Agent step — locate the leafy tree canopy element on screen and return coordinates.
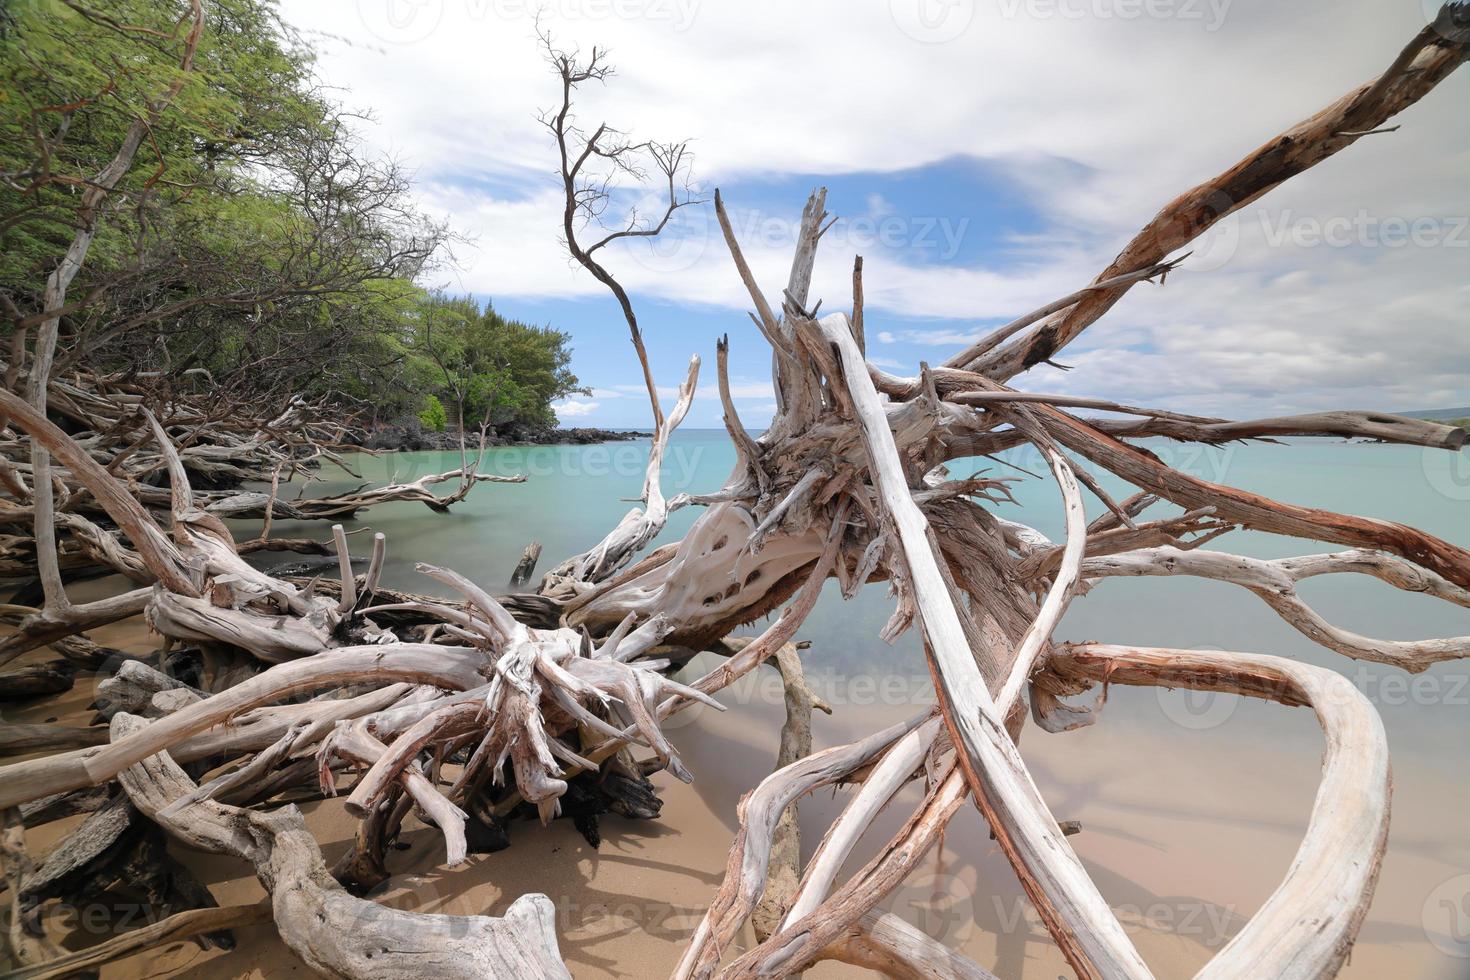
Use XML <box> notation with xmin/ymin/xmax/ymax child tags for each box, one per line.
<box><xmin>396</xmin><ymin>293</ymin><xmax>587</xmax><ymax>432</ymax></box>
<box><xmin>0</xmin><ymin>0</ymin><xmax>583</xmax><ymax>431</ymax></box>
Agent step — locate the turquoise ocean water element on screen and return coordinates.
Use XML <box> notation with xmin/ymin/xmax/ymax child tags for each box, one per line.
<box><xmin>245</xmin><ymin>430</ymin><xmax>1470</xmax><ymax>978</ymax></box>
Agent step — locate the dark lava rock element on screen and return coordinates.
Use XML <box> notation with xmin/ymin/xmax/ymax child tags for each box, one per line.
<box><xmin>358</xmin><ymin>420</ymin><xmax>644</xmax><ymax>452</ymax></box>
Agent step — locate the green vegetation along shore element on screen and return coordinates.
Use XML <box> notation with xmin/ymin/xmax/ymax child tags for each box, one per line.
<box><xmin>0</xmin><ymin>0</ymin><xmax>588</xmax><ymax>439</ymax></box>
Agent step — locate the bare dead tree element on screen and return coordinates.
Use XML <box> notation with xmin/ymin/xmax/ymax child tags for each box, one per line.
<box><xmin>538</xmin><ymin>28</ymin><xmax>700</xmax><ymax>428</ymax></box>
<box><xmin>538</xmin><ymin>31</ymin><xmax>706</xmax><ymax>584</ymax></box>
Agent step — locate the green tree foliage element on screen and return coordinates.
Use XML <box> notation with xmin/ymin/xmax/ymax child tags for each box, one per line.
<box><xmin>0</xmin><ymin>1</ymin><xmax>581</xmax><ymax>430</ymax></box>
<box><xmin>418</xmin><ymin>394</ymin><xmax>447</xmax><ymax>433</ymax></box>
<box><xmin>400</xmin><ymin>293</ymin><xmax>587</xmax><ymax>432</ymax></box>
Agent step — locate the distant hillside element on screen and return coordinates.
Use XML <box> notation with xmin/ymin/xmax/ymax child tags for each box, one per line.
<box><xmin>1405</xmin><ymin>408</ymin><xmax>1470</xmax><ymax>421</ymax></box>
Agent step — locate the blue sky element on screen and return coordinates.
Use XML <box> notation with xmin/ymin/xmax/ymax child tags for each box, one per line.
<box><xmin>284</xmin><ymin>0</ymin><xmax>1470</xmax><ymax>429</ymax></box>
<box><xmin>479</xmin><ymin>158</ymin><xmax>1056</xmax><ymax>427</ymax></box>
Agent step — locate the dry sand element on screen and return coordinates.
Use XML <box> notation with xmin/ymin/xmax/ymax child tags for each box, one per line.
<box><xmin>7</xmin><ymin>600</ymin><xmax>1469</xmax><ymax>978</ymax></box>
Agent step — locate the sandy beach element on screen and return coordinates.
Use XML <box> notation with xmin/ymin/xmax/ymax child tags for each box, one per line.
<box><xmin>13</xmin><ymin>600</ymin><xmax>1467</xmax><ymax>979</ymax></box>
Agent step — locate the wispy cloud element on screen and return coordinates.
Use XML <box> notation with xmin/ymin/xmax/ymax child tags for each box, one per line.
<box><xmin>878</xmin><ymin>329</ymin><xmax>984</xmax><ymax>347</ymax></box>
<box><xmin>282</xmin><ymin>0</ymin><xmax>1470</xmax><ymax>423</ymax></box>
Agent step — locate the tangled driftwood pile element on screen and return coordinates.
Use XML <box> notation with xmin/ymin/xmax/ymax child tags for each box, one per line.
<box><xmin>2</xmin><ymin>4</ymin><xmax>1469</xmax><ymax>979</ymax></box>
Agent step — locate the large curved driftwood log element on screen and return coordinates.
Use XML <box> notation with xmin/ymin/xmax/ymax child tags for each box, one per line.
<box><xmin>727</xmin><ymin>638</ymin><xmax>1393</xmax><ymax>979</ymax></box>
<box><xmin>1044</xmin><ymin>644</ymin><xmax>1391</xmax><ymax>980</ymax></box>
<box><xmin>111</xmin><ymin>713</ymin><xmax>569</xmax><ymax>979</ymax></box>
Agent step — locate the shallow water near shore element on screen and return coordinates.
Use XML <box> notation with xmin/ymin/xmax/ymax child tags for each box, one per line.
<box><xmin>23</xmin><ymin>430</ymin><xmax>1470</xmax><ymax>978</ymax></box>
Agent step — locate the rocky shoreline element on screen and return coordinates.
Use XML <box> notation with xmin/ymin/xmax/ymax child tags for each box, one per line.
<box><xmin>357</xmin><ymin>421</ymin><xmax>646</xmax><ymax>452</ymax></box>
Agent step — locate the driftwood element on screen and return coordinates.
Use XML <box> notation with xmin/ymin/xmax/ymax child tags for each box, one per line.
<box><xmin>0</xmin><ymin>725</ymin><xmax>107</xmax><ymax>757</ymax></box>
<box><xmin>1077</xmin><ymin>546</ymin><xmax>1470</xmax><ymax>670</ymax></box>
<box><xmin>0</xmin><ymin>902</ymin><xmax>271</xmax><ymax>980</ymax></box>
<box><xmin>16</xmin><ymin>793</ymin><xmax>234</xmax><ymax>956</ymax></box>
<box><xmin>0</xmin><ymin>661</ymin><xmax>73</xmax><ymax>701</ymax></box>
<box><xmin>818</xmin><ymin>910</ymin><xmax>999</xmax><ymax>979</ymax></box>
<box><xmin>969</xmin><ymin>3</ymin><xmax>1470</xmax><ymax>381</ymax></box>
<box><xmin>750</xmin><ymin>644</ymin><xmax>831</xmax><ymax>942</ymax></box>
<box><xmin>110</xmin><ymin>712</ymin><xmax>570</xmax><ymax>979</ymax></box>
<box><xmin>0</xmin><ymin>809</ymin><xmax>69</xmax><ymax>971</ymax></box>
<box><xmin>0</xmin><ymin>6</ymin><xmax>1467</xmax><ymax>979</ymax></box>
<box><xmin>1041</xmin><ymin>644</ymin><xmax>1390</xmax><ymax>978</ymax></box>
<box><xmin>510</xmin><ymin>540</ymin><xmax>544</xmax><ymax>588</ymax></box>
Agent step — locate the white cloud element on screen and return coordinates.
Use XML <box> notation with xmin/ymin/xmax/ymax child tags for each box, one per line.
<box><xmin>552</xmin><ymin>398</ymin><xmax>601</xmax><ymax>418</ymax></box>
<box><xmin>283</xmin><ymin>0</ymin><xmax>1470</xmax><ymax>415</ymax></box>
<box><xmin>879</xmin><ymin>328</ymin><xmax>985</xmax><ymax>347</ymax></box>
<box><xmin>865</xmin><ymin>192</ymin><xmax>896</xmax><ymax>218</ymax></box>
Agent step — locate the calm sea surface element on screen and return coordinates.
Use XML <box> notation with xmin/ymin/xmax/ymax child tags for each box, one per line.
<box><xmin>248</xmin><ymin>430</ymin><xmax>1470</xmax><ymax>978</ymax></box>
